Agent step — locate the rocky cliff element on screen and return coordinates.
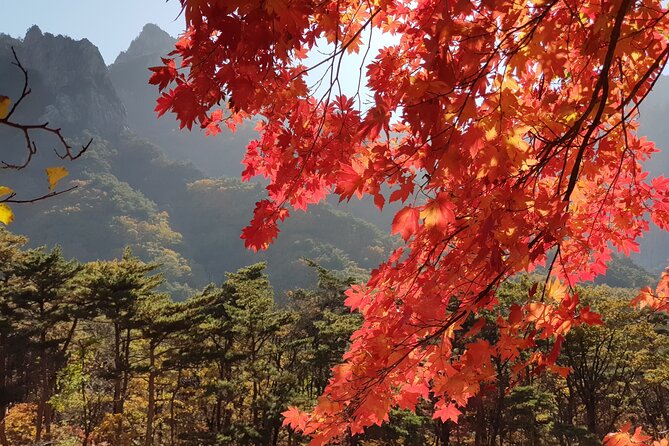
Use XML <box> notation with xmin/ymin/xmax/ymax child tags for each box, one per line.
<box><xmin>0</xmin><ymin>25</ymin><xmax>393</xmax><ymax>295</ymax></box>
<box><xmin>0</xmin><ymin>26</ymin><xmax>127</xmax><ymax>139</ymax></box>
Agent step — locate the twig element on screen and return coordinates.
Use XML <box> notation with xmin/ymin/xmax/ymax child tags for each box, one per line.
<box><xmin>0</xmin><ymin>46</ymin><xmax>92</xmax><ymax>169</ymax></box>
<box><xmin>0</xmin><ymin>186</ymin><xmax>78</xmax><ymax>204</ymax></box>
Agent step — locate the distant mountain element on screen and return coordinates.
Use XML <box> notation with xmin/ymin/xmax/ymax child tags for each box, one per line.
<box><xmin>0</xmin><ymin>26</ymin><xmax>393</xmax><ymax>297</ymax></box>
<box><xmin>0</xmin><ymin>26</ymin><xmax>127</xmax><ymax>139</ymax></box>
<box><xmin>108</xmin><ymin>24</ymin><xmax>254</xmax><ymax>178</ymax></box>
<box><xmin>114</xmin><ymin>23</ymin><xmax>176</xmax><ymax>66</ymax></box>
<box><xmin>632</xmin><ymin>75</ymin><xmax>669</xmax><ymax>273</ymax></box>
<box><xmin>1</xmin><ymin>24</ymin><xmax>665</xmax><ymax>294</ymax></box>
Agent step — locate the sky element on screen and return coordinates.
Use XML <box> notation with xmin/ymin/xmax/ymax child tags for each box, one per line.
<box><xmin>0</xmin><ymin>0</ymin><xmax>185</xmax><ymax>64</ymax></box>
<box><xmin>0</xmin><ymin>0</ymin><xmax>393</xmax><ymax>100</ymax></box>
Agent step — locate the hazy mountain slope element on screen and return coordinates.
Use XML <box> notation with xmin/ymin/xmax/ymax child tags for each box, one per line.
<box><xmin>0</xmin><ymin>26</ymin><xmax>394</xmax><ymax>295</ymax></box>
<box><xmin>170</xmin><ymin>178</ymin><xmax>392</xmax><ymax>290</ymax></box>
<box><xmin>1</xmin><ymin>26</ymin><xmax>127</xmax><ymax>138</ymax></box>
<box><xmin>108</xmin><ymin>24</ymin><xmax>255</xmax><ymax>177</ymax></box>
<box><xmin>632</xmin><ymin>75</ymin><xmax>669</xmax><ymax>273</ymax></box>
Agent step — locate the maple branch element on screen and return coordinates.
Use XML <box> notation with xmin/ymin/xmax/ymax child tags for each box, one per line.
<box><xmin>353</xmin><ymin>7</ymin><xmax>375</xmax><ymax>107</ymax></box>
<box><xmin>0</xmin><ymin>47</ymin><xmax>86</xmax><ymax>207</ymax></box>
<box><xmin>541</xmin><ymin>245</ymin><xmax>561</xmax><ymax>302</ymax></box>
<box><xmin>562</xmin><ymin>0</ymin><xmax>632</xmax><ymax>203</ymax></box>
<box><xmin>291</xmin><ymin>8</ymin><xmax>381</xmax><ymax>81</ymax></box>
<box><xmin>579</xmin><ymin>65</ymin><xmax>633</xmax><ymax>260</ymax></box>
<box><xmin>5</xmin><ymin>47</ymin><xmax>30</xmax><ymax>120</ymax></box>
<box><xmin>619</xmin><ymin>45</ymin><xmax>669</xmax><ymax>115</ymax></box>
<box><xmin>525</xmin><ymin>3</ymin><xmax>665</xmax><ymax>199</ymax></box>
<box><xmin>338</xmin><ymin>267</ymin><xmax>509</xmax><ymax>420</ymax></box>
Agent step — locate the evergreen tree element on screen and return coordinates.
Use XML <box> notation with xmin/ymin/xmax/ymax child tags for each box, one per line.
<box><xmin>80</xmin><ymin>248</ymin><xmax>162</xmax><ymax>445</ymax></box>
<box><xmin>0</xmin><ymin>230</ymin><xmax>28</xmax><ymax>446</ymax></box>
<box><xmin>134</xmin><ymin>292</ymin><xmax>189</xmax><ymax>446</ymax></box>
<box><xmin>3</xmin><ymin>246</ymin><xmax>81</xmax><ymax>442</ymax></box>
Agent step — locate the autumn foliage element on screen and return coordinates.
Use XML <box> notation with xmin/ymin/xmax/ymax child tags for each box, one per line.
<box><xmin>152</xmin><ymin>0</ymin><xmax>669</xmax><ymax>443</ymax></box>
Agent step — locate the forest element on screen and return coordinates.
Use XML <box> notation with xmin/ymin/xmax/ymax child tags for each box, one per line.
<box><xmin>3</xmin><ymin>0</ymin><xmax>669</xmax><ymax>444</ymax></box>
<box><xmin>0</xmin><ymin>228</ymin><xmax>668</xmax><ymax>446</ymax></box>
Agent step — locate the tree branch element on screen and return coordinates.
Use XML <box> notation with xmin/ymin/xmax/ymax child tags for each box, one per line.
<box><xmin>0</xmin><ymin>46</ymin><xmax>92</xmax><ymax>170</ymax></box>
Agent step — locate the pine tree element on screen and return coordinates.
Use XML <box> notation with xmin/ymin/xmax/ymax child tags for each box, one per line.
<box><xmin>80</xmin><ymin>248</ymin><xmax>162</xmax><ymax>446</ymax></box>
<box><xmin>134</xmin><ymin>292</ymin><xmax>188</xmax><ymax>446</ymax></box>
<box><xmin>0</xmin><ymin>230</ymin><xmax>28</xmax><ymax>446</ymax></box>
<box><xmin>3</xmin><ymin>246</ymin><xmax>81</xmax><ymax>441</ymax></box>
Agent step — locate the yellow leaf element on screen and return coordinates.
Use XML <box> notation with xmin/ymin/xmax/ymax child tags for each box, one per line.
<box><xmin>46</xmin><ymin>166</ymin><xmax>69</xmax><ymax>191</ymax></box>
<box><xmin>0</xmin><ymin>186</ymin><xmax>13</xmax><ymax>198</ymax></box>
<box><xmin>420</xmin><ymin>193</ymin><xmax>455</xmax><ymax>230</ymax></box>
<box><xmin>420</xmin><ymin>206</ymin><xmax>440</xmax><ymax>228</ymax></box>
<box><xmin>0</xmin><ymin>203</ymin><xmax>14</xmax><ymax>225</ymax></box>
<box><xmin>0</xmin><ymin>95</ymin><xmax>10</xmax><ymax>120</ymax></box>
<box><xmin>563</xmin><ymin>109</ymin><xmax>579</xmax><ymax>123</ymax></box>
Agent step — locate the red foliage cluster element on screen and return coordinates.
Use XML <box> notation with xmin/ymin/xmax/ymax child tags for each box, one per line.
<box><xmin>151</xmin><ymin>0</ymin><xmax>669</xmax><ymax>443</ymax></box>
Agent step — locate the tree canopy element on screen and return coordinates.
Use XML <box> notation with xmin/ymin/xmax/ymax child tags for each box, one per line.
<box><xmin>151</xmin><ymin>0</ymin><xmax>669</xmax><ymax>444</ymax></box>
<box><xmin>1</xmin><ymin>227</ymin><xmax>668</xmax><ymax>445</ymax></box>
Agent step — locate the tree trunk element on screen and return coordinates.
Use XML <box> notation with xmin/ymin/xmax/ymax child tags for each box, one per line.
<box><xmin>348</xmin><ymin>430</ymin><xmax>359</xmax><ymax>446</ymax></box>
<box><xmin>489</xmin><ymin>366</ymin><xmax>506</xmax><ymax>446</ymax></box>
<box><xmin>145</xmin><ymin>342</ymin><xmax>156</xmax><ymax>446</ymax></box>
<box><xmin>271</xmin><ymin>423</ymin><xmax>280</xmax><ymax>446</ymax></box>
<box><xmin>0</xmin><ymin>404</ymin><xmax>8</xmax><ymax>446</ymax></box>
<box><xmin>215</xmin><ymin>396</ymin><xmax>222</xmax><ymax>432</ymax></box>
<box><xmin>585</xmin><ymin>398</ymin><xmax>597</xmax><ymax>435</ymax></box>
<box><xmin>169</xmin><ymin>368</ymin><xmax>181</xmax><ymax>446</ymax></box>
<box><xmin>113</xmin><ymin>323</ymin><xmax>124</xmax><ymax>446</ymax></box>
<box><xmin>0</xmin><ymin>336</ymin><xmax>8</xmax><ymax>446</ymax></box>
<box><xmin>44</xmin><ymin>401</ymin><xmax>52</xmax><ymax>438</ymax></box>
<box><xmin>436</xmin><ymin>421</ymin><xmax>451</xmax><ymax>446</ymax></box>
<box><xmin>474</xmin><ymin>396</ymin><xmax>487</xmax><ymax>446</ymax></box>
<box><xmin>35</xmin><ymin>331</ymin><xmax>48</xmax><ymax>442</ymax></box>
<box><xmin>656</xmin><ymin>385</ymin><xmax>669</xmax><ymax>430</ymax></box>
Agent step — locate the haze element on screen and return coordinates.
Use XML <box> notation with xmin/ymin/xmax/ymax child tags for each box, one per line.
<box><xmin>1</xmin><ymin>0</ymin><xmax>184</xmax><ymax>64</ymax></box>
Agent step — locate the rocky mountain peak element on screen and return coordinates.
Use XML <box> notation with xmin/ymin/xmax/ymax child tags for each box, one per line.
<box><xmin>23</xmin><ymin>25</ymin><xmax>43</xmax><ymax>44</ymax></box>
<box><xmin>0</xmin><ymin>26</ymin><xmax>128</xmax><ymax>138</ymax></box>
<box><xmin>113</xmin><ymin>23</ymin><xmax>175</xmax><ymax>66</ymax></box>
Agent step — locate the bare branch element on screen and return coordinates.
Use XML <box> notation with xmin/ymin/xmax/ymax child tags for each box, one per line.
<box><xmin>0</xmin><ymin>47</ymin><xmax>89</xmax><ymax>206</ymax></box>
<box><xmin>0</xmin><ymin>186</ymin><xmax>78</xmax><ymax>204</ymax></box>
<box><xmin>0</xmin><ymin>46</ymin><xmax>92</xmax><ymax>170</ymax></box>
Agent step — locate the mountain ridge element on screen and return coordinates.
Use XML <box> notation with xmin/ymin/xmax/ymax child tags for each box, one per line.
<box><xmin>0</xmin><ymin>23</ymin><xmax>663</xmax><ymax>293</ymax></box>
<box><xmin>0</xmin><ymin>25</ymin><xmax>393</xmax><ymax>296</ymax></box>
<box><xmin>1</xmin><ymin>25</ymin><xmax>128</xmax><ymax>139</ymax></box>
<box><xmin>113</xmin><ymin>23</ymin><xmax>176</xmax><ymax>66</ymax></box>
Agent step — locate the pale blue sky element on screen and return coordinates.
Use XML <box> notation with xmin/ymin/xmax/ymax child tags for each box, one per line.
<box><xmin>0</xmin><ymin>1</ymin><xmax>396</xmax><ymax>104</ymax></box>
<box><xmin>0</xmin><ymin>0</ymin><xmax>184</xmax><ymax>64</ymax></box>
